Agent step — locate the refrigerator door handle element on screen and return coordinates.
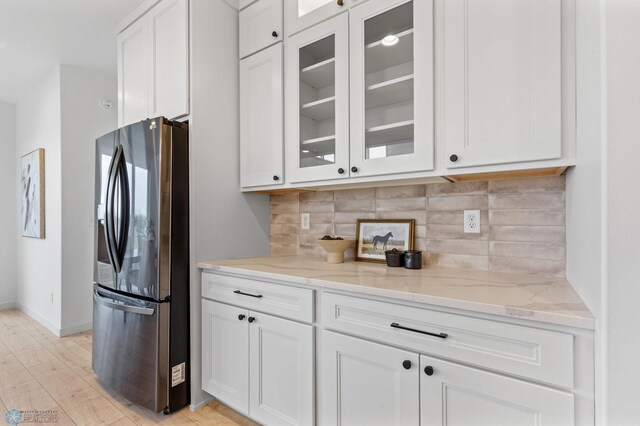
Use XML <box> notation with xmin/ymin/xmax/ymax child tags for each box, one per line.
<box><xmin>104</xmin><ymin>145</ymin><xmax>122</xmax><ymax>273</ymax></box>
<box><xmin>115</xmin><ymin>148</ymin><xmax>130</xmax><ymax>270</ymax></box>
<box><xmin>93</xmin><ymin>289</ymin><xmax>155</xmax><ymax>316</ymax></box>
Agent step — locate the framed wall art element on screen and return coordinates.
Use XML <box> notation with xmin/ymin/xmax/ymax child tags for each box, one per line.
<box><xmin>21</xmin><ymin>148</ymin><xmax>45</xmax><ymax>238</ymax></box>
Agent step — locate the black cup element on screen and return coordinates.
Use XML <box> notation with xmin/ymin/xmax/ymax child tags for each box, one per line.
<box><xmin>385</xmin><ymin>249</ymin><xmax>405</xmax><ymax>267</ymax></box>
<box><xmin>404</xmin><ymin>250</ymin><xmax>423</xmax><ymax>270</ymax></box>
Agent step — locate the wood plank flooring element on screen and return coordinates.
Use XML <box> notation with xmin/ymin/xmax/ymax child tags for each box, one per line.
<box><xmin>0</xmin><ymin>309</ymin><xmax>259</xmax><ymax>425</ymax></box>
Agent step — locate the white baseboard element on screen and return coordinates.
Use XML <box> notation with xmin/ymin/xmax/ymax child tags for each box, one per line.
<box><xmin>60</xmin><ymin>321</ymin><xmax>92</xmax><ymax>337</ymax></box>
<box><xmin>17</xmin><ymin>303</ymin><xmax>62</xmax><ymax>336</ymax></box>
<box><xmin>0</xmin><ymin>301</ymin><xmax>16</xmax><ymax>311</ymax></box>
<box><xmin>190</xmin><ymin>394</ymin><xmax>214</xmax><ymax>411</ymax></box>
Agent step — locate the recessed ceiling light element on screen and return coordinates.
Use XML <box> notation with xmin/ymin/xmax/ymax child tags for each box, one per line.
<box><xmin>302</xmin><ymin>150</ymin><xmax>310</xmax><ymax>153</ymax></box>
<box><xmin>381</xmin><ymin>34</ymin><xmax>399</xmax><ymax>47</ymax></box>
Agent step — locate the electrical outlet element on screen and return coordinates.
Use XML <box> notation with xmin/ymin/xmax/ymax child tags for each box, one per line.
<box><xmin>301</xmin><ymin>213</ymin><xmax>310</xmax><ymax>230</ymax></box>
<box><xmin>464</xmin><ymin>210</ymin><xmax>480</xmax><ymax>234</ymax></box>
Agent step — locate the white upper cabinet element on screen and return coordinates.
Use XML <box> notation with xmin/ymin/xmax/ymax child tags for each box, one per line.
<box><xmin>117</xmin><ymin>19</ymin><xmax>149</xmax><ymax>128</ymax></box>
<box><xmin>286</xmin><ymin>0</ymin><xmax>348</xmax><ymax>36</ymax></box>
<box><xmin>239</xmin><ymin>0</ymin><xmax>283</xmax><ymax>59</ymax></box>
<box><xmin>240</xmin><ymin>44</ymin><xmax>284</xmax><ymax>188</ymax></box>
<box><xmin>285</xmin><ymin>13</ymin><xmax>350</xmax><ymax>183</ymax></box>
<box><xmin>420</xmin><ymin>355</ymin><xmax>575</xmax><ymax>426</ymax></box>
<box><xmin>148</xmin><ymin>0</ymin><xmax>189</xmax><ymax>121</ymax></box>
<box><xmin>441</xmin><ymin>0</ymin><xmax>562</xmax><ymax>169</ymax></box>
<box><xmin>117</xmin><ymin>0</ymin><xmax>189</xmax><ymax>127</ymax></box>
<box><xmin>349</xmin><ymin>0</ymin><xmax>434</xmax><ymax>178</ymax></box>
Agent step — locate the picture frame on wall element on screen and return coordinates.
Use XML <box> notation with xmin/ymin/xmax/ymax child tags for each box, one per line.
<box><xmin>355</xmin><ymin>219</ymin><xmax>415</xmax><ymax>263</ymax></box>
<box><xmin>21</xmin><ymin>148</ymin><xmax>45</xmax><ymax>239</ymax></box>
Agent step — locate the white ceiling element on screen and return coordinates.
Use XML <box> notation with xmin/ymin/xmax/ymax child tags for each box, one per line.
<box><xmin>0</xmin><ymin>0</ymin><xmax>146</xmax><ymax>103</ymax></box>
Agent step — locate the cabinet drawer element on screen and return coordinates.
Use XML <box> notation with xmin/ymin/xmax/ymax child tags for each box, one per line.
<box><xmin>202</xmin><ymin>272</ymin><xmax>313</xmax><ymax>323</ymax></box>
<box><xmin>239</xmin><ymin>0</ymin><xmax>283</xmax><ymax>59</ymax></box>
<box><xmin>321</xmin><ymin>292</ymin><xmax>574</xmax><ymax>388</ymax></box>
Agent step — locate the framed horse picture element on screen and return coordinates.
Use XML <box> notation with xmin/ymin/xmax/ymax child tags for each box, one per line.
<box><xmin>355</xmin><ymin>219</ymin><xmax>415</xmax><ymax>263</ymax></box>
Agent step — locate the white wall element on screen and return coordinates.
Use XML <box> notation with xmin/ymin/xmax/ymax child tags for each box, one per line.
<box><xmin>0</xmin><ymin>102</ymin><xmax>17</xmax><ymax>309</ymax></box>
<box><xmin>15</xmin><ymin>66</ymin><xmax>63</xmax><ymax>332</ymax></box>
<box><xmin>605</xmin><ymin>1</ymin><xmax>640</xmax><ymax>424</ymax></box>
<box><xmin>60</xmin><ymin>65</ymin><xmax>117</xmax><ymax>333</ymax></box>
<box><xmin>188</xmin><ymin>0</ymin><xmax>270</xmax><ymax>409</ymax></box>
<box><xmin>14</xmin><ymin>65</ymin><xmax>117</xmax><ymax>335</ymax></box>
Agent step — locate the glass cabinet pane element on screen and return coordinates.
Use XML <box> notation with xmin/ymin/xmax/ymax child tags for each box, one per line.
<box><xmin>299</xmin><ymin>35</ymin><xmax>337</xmax><ymax>168</ymax></box>
<box><xmin>298</xmin><ymin>0</ymin><xmax>335</xmax><ymax>18</ymax></box>
<box><xmin>363</xmin><ymin>1</ymin><xmax>414</xmax><ymax>160</ymax></box>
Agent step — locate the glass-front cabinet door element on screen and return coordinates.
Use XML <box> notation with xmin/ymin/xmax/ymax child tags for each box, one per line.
<box><xmin>285</xmin><ymin>13</ymin><xmax>350</xmax><ymax>183</ymax></box>
<box><xmin>286</xmin><ymin>0</ymin><xmax>348</xmax><ymax>36</ymax></box>
<box><xmin>349</xmin><ymin>0</ymin><xmax>434</xmax><ymax>177</ymax></box>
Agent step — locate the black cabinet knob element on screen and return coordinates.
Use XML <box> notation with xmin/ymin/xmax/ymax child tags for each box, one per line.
<box><xmin>272</xmin><ymin>31</ymin><xmax>278</xmax><ymax>38</ymax></box>
<box><xmin>238</xmin><ymin>314</ymin><xmax>246</xmax><ymax>321</ymax></box>
<box><xmin>338</xmin><ymin>168</ymin><xmax>345</xmax><ymax>174</ymax></box>
<box><xmin>351</xmin><ymin>166</ymin><xmax>358</xmax><ymax>173</ymax></box>
<box><xmin>273</xmin><ymin>175</ymin><xmax>279</xmax><ymax>181</ymax></box>
<box><xmin>337</xmin><ymin>0</ymin><xmax>344</xmax><ymax>5</ymax></box>
<box><xmin>424</xmin><ymin>366</ymin><xmax>434</xmax><ymax>376</ymax></box>
<box><xmin>449</xmin><ymin>154</ymin><xmax>459</xmax><ymax>163</ymax></box>
<box><xmin>402</xmin><ymin>360</ymin><xmax>412</xmax><ymax>370</ymax></box>
<box><xmin>248</xmin><ymin>316</ymin><xmax>256</xmax><ymax>323</ymax></box>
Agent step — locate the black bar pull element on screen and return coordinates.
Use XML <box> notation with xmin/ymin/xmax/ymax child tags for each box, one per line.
<box><xmin>390</xmin><ymin>322</ymin><xmax>448</xmax><ymax>339</ymax></box>
<box><xmin>234</xmin><ymin>290</ymin><xmax>263</xmax><ymax>299</ymax></box>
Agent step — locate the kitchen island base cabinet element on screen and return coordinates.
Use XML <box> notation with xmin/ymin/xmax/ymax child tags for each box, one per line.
<box><xmin>420</xmin><ymin>355</ymin><xmax>575</xmax><ymax>426</ymax></box>
<box><xmin>322</xmin><ymin>331</ymin><xmax>420</xmax><ymax>426</ymax></box>
<box><xmin>202</xmin><ymin>299</ymin><xmax>314</xmax><ymax>426</ymax></box>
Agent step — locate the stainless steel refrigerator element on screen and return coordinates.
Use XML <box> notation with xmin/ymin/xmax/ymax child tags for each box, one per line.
<box><xmin>92</xmin><ymin>117</ymin><xmax>190</xmax><ymax>414</ymax></box>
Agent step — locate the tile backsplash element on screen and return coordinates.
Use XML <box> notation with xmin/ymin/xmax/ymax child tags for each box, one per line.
<box><xmin>270</xmin><ymin>176</ymin><xmax>566</xmax><ymax>277</ymax></box>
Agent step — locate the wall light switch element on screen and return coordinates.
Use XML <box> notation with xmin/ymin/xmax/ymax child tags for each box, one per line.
<box><xmin>301</xmin><ymin>213</ymin><xmax>310</xmax><ymax>230</ymax></box>
<box><xmin>464</xmin><ymin>210</ymin><xmax>481</xmax><ymax>234</ymax></box>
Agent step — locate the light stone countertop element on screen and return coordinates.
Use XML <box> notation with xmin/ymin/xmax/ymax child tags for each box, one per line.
<box><xmin>198</xmin><ymin>256</ymin><xmax>595</xmax><ymax>330</ymax></box>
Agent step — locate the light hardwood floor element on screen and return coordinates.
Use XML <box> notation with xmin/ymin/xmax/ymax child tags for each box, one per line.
<box><xmin>0</xmin><ymin>309</ymin><xmax>259</xmax><ymax>426</ymax></box>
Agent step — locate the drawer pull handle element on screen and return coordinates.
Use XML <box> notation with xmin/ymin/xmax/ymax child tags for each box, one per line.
<box><xmin>390</xmin><ymin>322</ymin><xmax>448</xmax><ymax>339</ymax></box>
<box><xmin>234</xmin><ymin>290</ymin><xmax>263</xmax><ymax>298</ymax></box>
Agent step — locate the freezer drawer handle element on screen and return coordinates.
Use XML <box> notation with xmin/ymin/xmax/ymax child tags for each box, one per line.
<box><xmin>94</xmin><ymin>290</ymin><xmax>155</xmax><ymax>316</ymax></box>
<box><xmin>233</xmin><ymin>290</ymin><xmax>263</xmax><ymax>299</ymax></box>
<box><xmin>390</xmin><ymin>322</ymin><xmax>448</xmax><ymax>339</ymax></box>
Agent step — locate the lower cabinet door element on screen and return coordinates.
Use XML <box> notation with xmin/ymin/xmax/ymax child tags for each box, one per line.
<box><xmin>202</xmin><ymin>300</ymin><xmax>249</xmax><ymax>413</ymax></box>
<box><xmin>249</xmin><ymin>312</ymin><xmax>314</xmax><ymax>426</ymax></box>
<box><xmin>323</xmin><ymin>331</ymin><xmax>420</xmax><ymax>426</ymax></box>
<box><xmin>420</xmin><ymin>355</ymin><xmax>574</xmax><ymax>426</ymax></box>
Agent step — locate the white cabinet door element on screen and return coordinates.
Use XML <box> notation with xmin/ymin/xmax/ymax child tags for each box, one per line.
<box><xmin>441</xmin><ymin>0</ymin><xmax>562</xmax><ymax>169</ymax></box>
<box><xmin>117</xmin><ymin>18</ymin><xmax>149</xmax><ymax>127</ymax></box>
<box><xmin>349</xmin><ymin>0</ymin><xmax>434</xmax><ymax>177</ymax></box>
<box><xmin>249</xmin><ymin>312</ymin><xmax>314</xmax><ymax>426</ymax></box>
<box><xmin>240</xmin><ymin>44</ymin><xmax>284</xmax><ymax>188</ymax></box>
<box><xmin>285</xmin><ymin>0</ymin><xmax>348</xmax><ymax>36</ymax></box>
<box><xmin>323</xmin><ymin>331</ymin><xmax>419</xmax><ymax>426</ymax></box>
<box><xmin>202</xmin><ymin>300</ymin><xmax>249</xmax><ymax>413</ymax></box>
<box><xmin>239</xmin><ymin>0</ymin><xmax>283</xmax><ymax>59</ymax></box>
<box><xmin>285</xmin><ymin>13</ymin><xmax>350</xmax><ymax>183</ymax></box>
<box><xmin>148</xmin><ymin>0</ymin><xmax>189</xmax><ymax>120</ymax></box>
<box><xmin>420</xmin><ymin>355</ymin><xmax>574</xmax><ymax>426</ymax></box>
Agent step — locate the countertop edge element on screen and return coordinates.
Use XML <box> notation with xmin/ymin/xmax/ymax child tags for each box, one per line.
<box><xmin>197</xmin><ymin>262</ymin><xmax>596</xmax><ymax>331</ymax></box>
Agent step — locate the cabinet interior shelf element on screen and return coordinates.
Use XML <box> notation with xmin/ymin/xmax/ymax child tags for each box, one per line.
<box><xmin>301</xmin><ymin>96</ymin><xmax>335</xmax><ymax>121</ymax></box>
<box><xmin>301</xmin><ymin>135</ymin><xmax>335</xmax><ymax>156</ymax></box>
<box><xmin>301</xmin><ymin>57</ymin><xmax>335</xmax><ymax>89</ymax></box>
<box><xmin>365</xmin><ymin>29</ymin><xmax>414</xmax><ymax>75</ymax></box>
<box><xmin>366</xmin><ymin>74</ymin><xmax>414</xmax><ymax>109</ymax></box>
<box><xmin>366</xmin><ymin>120</ymin><xmax>414</xmax><ymax>147</ymax></box>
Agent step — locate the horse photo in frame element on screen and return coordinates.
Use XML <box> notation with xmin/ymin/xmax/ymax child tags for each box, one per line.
<box><xmin>355</xmin><ymin>219</ymin><xmax>415</xmax><ymax>263</ymax></box>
